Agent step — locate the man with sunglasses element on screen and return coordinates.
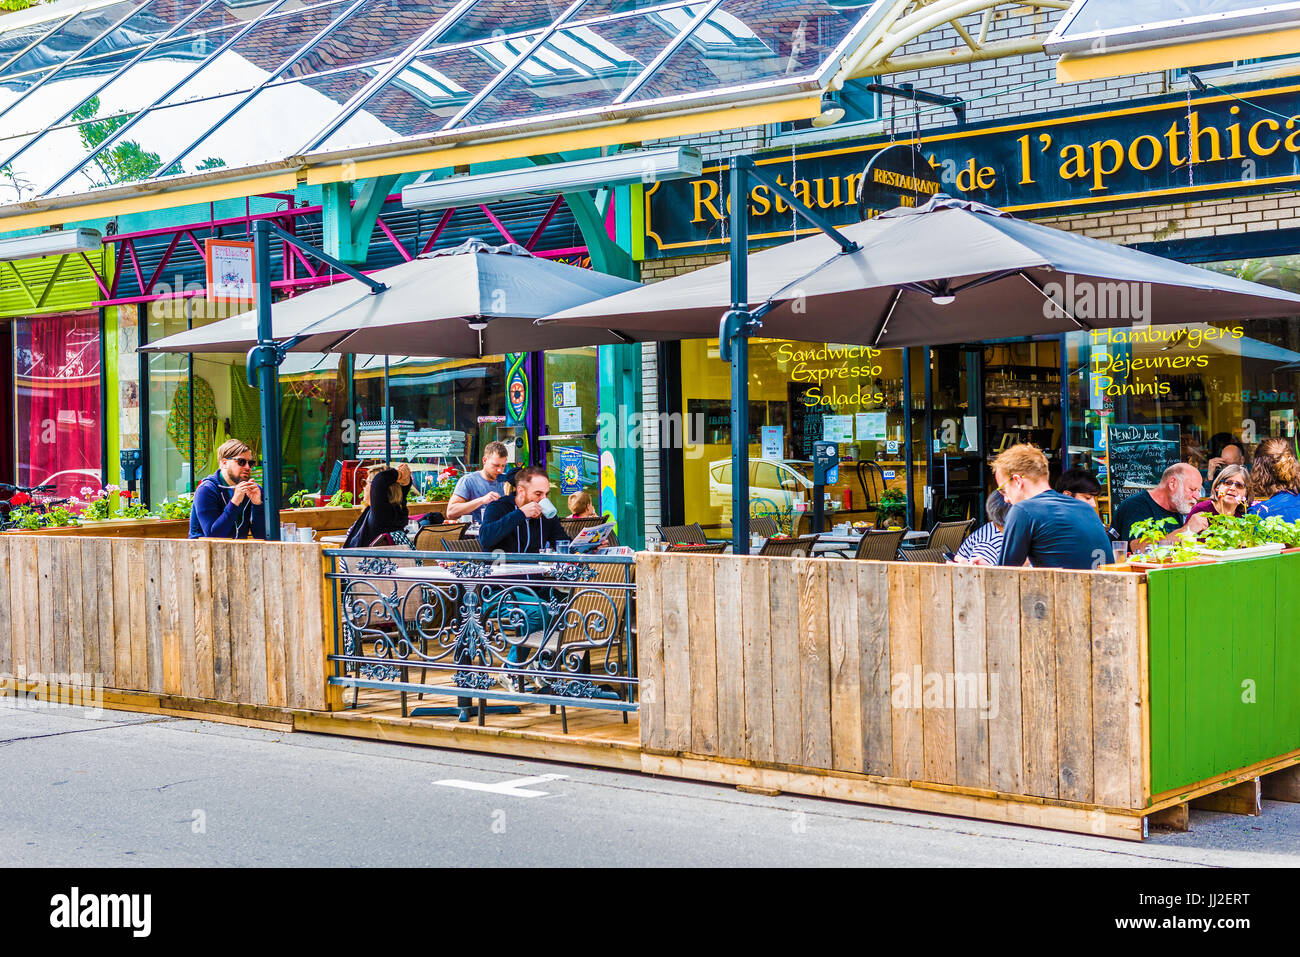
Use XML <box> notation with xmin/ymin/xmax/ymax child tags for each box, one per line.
<box><xmin>189</xmin><ymin>439</ymin><xmax>265</xmax><ymax>539</ymax></box>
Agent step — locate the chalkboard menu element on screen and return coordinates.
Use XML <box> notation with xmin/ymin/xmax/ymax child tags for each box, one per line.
<box><xmin>1106</xmin><ymin>423</ymin><xmax>1180</xmax><ymax>506</ymax></box>
<box><xmin>789</xmin><ymin>384</ymin><xmax>825</xmax><ymax>459</ymax></box>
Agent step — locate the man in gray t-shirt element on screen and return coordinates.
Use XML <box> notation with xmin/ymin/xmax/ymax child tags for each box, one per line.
<box><xmin>447</xmin><ymin>441</ymin><xmax>509</xmax><ymax>523</ymax></box>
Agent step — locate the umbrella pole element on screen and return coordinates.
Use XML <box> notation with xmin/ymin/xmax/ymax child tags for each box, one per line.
<box><xmin>251</xmin><ymin>218</ymin><xmax>283</xmax><ymax>541</ymax></box>
<box><xmin>723</xmin><ymin>158</ymin><xmax>753</xmax><ymax>556</ymax></box>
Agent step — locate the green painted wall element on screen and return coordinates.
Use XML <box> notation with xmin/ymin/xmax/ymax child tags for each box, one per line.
<box><xmin>1147</xmin><ymin>553</ymin><xmax>1300</xmax><ymax>796</ymax></box>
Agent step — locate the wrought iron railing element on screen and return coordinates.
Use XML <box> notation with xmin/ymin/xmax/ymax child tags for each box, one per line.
<box><xmin>325</xmin><ymin>549</ymin><xmax>636</xmax><ymax>732</ymax></box>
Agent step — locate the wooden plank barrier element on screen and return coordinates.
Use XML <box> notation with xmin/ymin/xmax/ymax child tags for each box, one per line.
<box><xmin>637</xmin><ymin>554</ymin><xmax>1150</xmax><ymax>838</ymax></box>
<box><xmin>0</xmin><ymin>535</ymin><xmax>339</xmax><ymax>716</ymax></box>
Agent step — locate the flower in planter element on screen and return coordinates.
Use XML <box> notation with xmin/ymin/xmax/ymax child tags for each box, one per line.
<box><xmin>8</xmin><ymin>491</ymin><xmax>30</xmax><ymax>507</ymax></box>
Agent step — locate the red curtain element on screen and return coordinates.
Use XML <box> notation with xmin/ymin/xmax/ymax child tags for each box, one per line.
<box><xmin>14</xmin><ymin>312</ymin><xmax>102</xmax><ymax>491</ymax></box>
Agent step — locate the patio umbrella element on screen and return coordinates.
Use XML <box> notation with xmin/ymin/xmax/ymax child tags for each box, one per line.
<box><xmin>141</xmin><ymin>239</ymin><xmax>640</xmax><ymax>357</ymax></box>
<box><xmin>540</xmin><ymin>195</ymin><xmax>1300</xmax><ymax>347</ymax></box>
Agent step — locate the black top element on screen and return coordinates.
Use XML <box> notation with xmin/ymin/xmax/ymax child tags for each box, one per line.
<box><xmin>998</xmin><ymin>490</ymin><xmax>1113</xmax><ymax>571</ymax></box>
<box><xmin>343</xmin><ymin>469</ymin><xmax>409</xmax><ymax>548</ymax></box>
<box><xmin>477</xmin><ymin>495</ymin><xmax>569</xmax><ymax>553</ymax></box>
<box><xmin>1112</xmin><ymin>490</ymin><xmax>1181</xmax><ymax>543</ymax></box>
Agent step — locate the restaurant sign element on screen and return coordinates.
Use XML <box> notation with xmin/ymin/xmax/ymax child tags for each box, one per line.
<box><xmin>642</xmin><ymin>81</ymin><xmax>1300</xmax><ymax>259</ymax></box>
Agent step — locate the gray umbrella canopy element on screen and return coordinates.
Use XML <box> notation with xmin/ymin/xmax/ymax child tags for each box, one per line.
<box><xmin>541</xmin><ymin>195</ymin><xmax>1300</xmax><ymax>347</ymax></box>
<box><xmin>141</xmin><ymin>239</ymin><xmax>640</xmax><ymax>357</ymax></box>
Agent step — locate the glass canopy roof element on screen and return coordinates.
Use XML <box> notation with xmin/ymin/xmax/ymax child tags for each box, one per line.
<box><xmin>1046</xmin><ymin>0</ymin><xmax>1300</xmax><ymax>54</ymax></box>
<box><xmin>0</xmin><ymin>0</ymin><xmax>881</xmax><ymax>212</ymax></box>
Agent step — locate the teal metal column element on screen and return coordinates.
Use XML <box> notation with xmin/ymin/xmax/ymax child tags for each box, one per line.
<box><xmin>598</xmin><ymin>342</ymin><xmax>643</xmax><ymax>549</ymax></box>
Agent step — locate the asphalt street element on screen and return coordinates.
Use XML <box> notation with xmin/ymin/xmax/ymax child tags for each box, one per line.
<box><xmin>3</xmin><ymin>700</ymin><xmax>1299</xmax><ymax>867</ymax></box>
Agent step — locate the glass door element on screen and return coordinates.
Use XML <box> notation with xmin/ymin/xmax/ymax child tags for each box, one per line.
<box><xmin>540</xmin><ymin>347</ymin><xmax>600</xmax><ymax>519</ymax></box>
<box><xmin>913</xmin><ymin>346</ymin><xmax>985</xmax><ymax>528</ymax></box>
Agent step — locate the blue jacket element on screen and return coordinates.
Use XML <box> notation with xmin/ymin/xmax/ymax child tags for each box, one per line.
<box><xmin>1249</xmin><ymin>491</ymin><xmax>1300</xmax><ymax>523</ymax></box>
<box><xmin>189</xmin><ymin>470</ymin><xmax>265</xmax><ymax>539</ymax></box>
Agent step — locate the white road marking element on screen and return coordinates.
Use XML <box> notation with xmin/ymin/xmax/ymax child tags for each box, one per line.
<box><xmin>433</xmin><ymin>773</ymin><xmax>568</xmax><ymax>797</ymax></box>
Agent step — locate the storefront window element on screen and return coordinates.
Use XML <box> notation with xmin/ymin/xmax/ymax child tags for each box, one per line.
<box><xmin>1066</xmin><ymin>254</ymin><xmax>1300</xmax><ymax>524</ymax></box>
<box><xmin>680</xmin><ymin>338</ymin><xmax>907</xmax><ymax>533</ymax></box>
<box><xmin>351</xmin><ymin>355</ymin><xmax>507</xmax><ymax>495</ymax></box>
<box><xmin>13</xmin><ymin>311</ymin><xmax>103</xmax><ymax>496</ymax></box>
<box><xmin>543</xmin><ymin>347</ymin><xmax>599</xmax><ymax>515</ymax></box>
<box><xmin>146</xmin><ymin>298</ymin><xmax>349</xmax><ymax>503</ymax></box>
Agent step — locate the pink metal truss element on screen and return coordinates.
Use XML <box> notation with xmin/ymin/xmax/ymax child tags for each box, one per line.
<box><xmin>89</xmin><ymin>194</ymin><xmax>589</xmax><ymax>307</ymax></box>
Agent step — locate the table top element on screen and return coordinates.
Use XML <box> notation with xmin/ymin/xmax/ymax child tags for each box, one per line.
<box><xmin>390</xmin><ymin>563</ymin><xmax>553</xmax><ymax>580</ymax></box>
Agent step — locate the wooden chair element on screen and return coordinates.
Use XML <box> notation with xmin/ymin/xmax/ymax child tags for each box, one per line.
<box><xmin>749</xmin><ymin>516</ymin><xmax>779</xmax><ymax>539</ymax></box>
<box><xmin>664</xmin><ymin>542</ymin><xmax>727</xmax><ymax>554</ymax></box>
<box><xmin>657</xmin><ymin>523</ymin><xmax>706</xmax><ymax>545</ymax></box>
<box><xmin>852</xmin><ymin>528</ymin><xmax>905</xmax><ymax>561</ymax></box>
<box><xmin>758</xmin><ymin>535</ymin><xmax>820</xmax><ymax>557</ymax></box>
<box><xmin>561</xmin><ymin>516</ymin><xmax>604</xmax><ymax>539</ymax></box>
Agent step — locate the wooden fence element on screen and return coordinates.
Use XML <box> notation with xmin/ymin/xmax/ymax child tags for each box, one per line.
<box><xmin>637</xmin><ymin>554</ymin><xmax>1148</xmax><ymax>812</ymax></box>
<box><xmin>0</xmin><ymin>536</ymin><xmax>338</xmax><ymax>714</ymax></box>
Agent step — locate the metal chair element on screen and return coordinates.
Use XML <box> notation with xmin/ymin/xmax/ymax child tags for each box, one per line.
<box><xmin>657</xmin><ymin>523</ymin><xmax>706</xmax><ymax>545</ymax></box>
<box><xmin>758</xmin><ymin>535</ymin><xmax>820</xmax><ymax>557</ymax></box>
<box><xmin>749</xmin><ymin>516</ymin><xmax>779</xmax><ymax>538</ymax></box>
<box><xmin>928</xmin><ymin>519</ymin><xmax>975</xmax><ymax>553</ymax></box>
<box><xmin>852</xmin><ymin>527</ymin><xmax>905</xmax><ymax>561</ymax></box>
<box><xmin>663</xmin><ymin>542</ymin><xmax>727</xmax><ymax>554</ymax></box>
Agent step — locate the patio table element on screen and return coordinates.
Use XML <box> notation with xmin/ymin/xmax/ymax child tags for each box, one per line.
<box><xmin>394</xmin><ymin>560</ymin><xmax>557</xmax><ymax>721</ymax></box>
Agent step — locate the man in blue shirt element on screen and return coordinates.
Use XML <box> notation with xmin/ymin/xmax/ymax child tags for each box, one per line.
<box><xmin>993</xmin><ymin>444</ymin><xmax>1111</xmax><ymax>571</ymax></box>
<box><xmin>189</xmin><ymin>439</ymin><xmax>264</xmax><ymax>539</ymax></box>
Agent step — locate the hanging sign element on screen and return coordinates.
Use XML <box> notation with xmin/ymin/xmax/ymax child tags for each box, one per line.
<box><xmin>856</xmin><ymin>144</ymin><xmax>941</xmax><ymax>218</ymax></box>
<box><xmin>205</xmin><ymin>239</ymin><xmax>256</xmax><ymax>303</ymax></box>
<box><xmin>505</xmin><ymin>353</ymin><xmax>529</xmax><ymax>425</ymax></box>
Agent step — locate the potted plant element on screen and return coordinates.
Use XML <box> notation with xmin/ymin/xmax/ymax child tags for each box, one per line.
<box><xmin>1126</xmin><ymin>517</ymin><xmax>1215</xmax><ymax>570</ymax></box>
<box><xmin>155</xmin><ymin>494</ymin><xmax>193</xmax><ymax>522</ymax></box>
<box><xmin>1194</xmin><ymin>513</ymin><xmax>1285</xmax><ymax>562</ymax></box>
<box><xmin>327</xmin><ymin>490</ymin><xmax>353</xmax><ymax>508</ymax></box>
<box><xmin>875</xmin><ymin>488</ymin><xmax>906</xmax><ymax>529</ymax></box>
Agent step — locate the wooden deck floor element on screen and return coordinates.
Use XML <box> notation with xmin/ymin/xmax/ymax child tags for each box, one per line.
<box><xmin>293</xmin><ymin>684</ymin><xmax>642</xmax><ymax>771</ymax></box>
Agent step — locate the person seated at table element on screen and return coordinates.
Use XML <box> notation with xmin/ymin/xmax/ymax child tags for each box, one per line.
<box><xmin>567</xmin><ymin>489</ymin><xmax>599</xmax><ymax>520</ymax></box>
<box><xmin>446</xmin><ymin>441</ymin><xmax>509</xmax><ymax>523</ymax></box>
<box><xmin>1247</xmin><ymin>437</ymin><xmax>1300</xmax><ymax>522</ymax></box>
<box><xmin>190</xmin><ymin>439</ymin><xmax>264</xmax><ymax>539</ymax></box>
<box><xmin>951</xmin><ymin>490</ymin><xmax>1009</xmax><ymax>565</ymax></box>
<box><xmin>1056</xmin><ymin>466</ymin><xmax>1103</xmax><ymax>512</ymax></box>
<box><xmin>993</xmin><ymin>444</ymin><xmax>1111</xmax><ymax>570</ymax></box>
<box><xmin>343</xmin><ymin>464</ymin><xmax>412</xmax><ymax>548</ymax></box>
<box><xmin>1206</xmin><ymin>433</ymin><xmax>1247</xmax><ymax>484</ymax></box>
<box><xmin>1112</xmin><ymin>463</ymin><xmax>1208</xmax><ymax>549</ymax></box>
<box><xmin>1186</xmin><ymin>463</ymin><xmax>1249</xmax><ymax>523</ymax></box>
<box><xmin>478</xmin><ymin>466</ymin><xmax>570</xmax><ymax>553</ymax></box>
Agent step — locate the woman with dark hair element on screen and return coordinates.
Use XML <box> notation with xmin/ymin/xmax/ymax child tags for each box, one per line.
<box><xmin>1187</xmin><ymin>463</ymin><xmax>1249</xmax><ymax>521</ymax></box>
<box><xmin>343</xmin><ymin>463</ymin><xmax>413</xmax><ymax>547</ymax></box>
<box><xmin>1247</xmin><ymin>438</ymin><xmax>1300</xmax><ymax>522</ymax></box>
<box><xmin>1055</xmin><ymin>466</ymin><xmax>1104</xmax><ymax>512</ymax></box>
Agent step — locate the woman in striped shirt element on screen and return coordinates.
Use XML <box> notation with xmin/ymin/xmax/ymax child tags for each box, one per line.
<box><xmin>953</xmin><ymin>490</ymin><xmax>1010</xmax><ymax>565</ymax></box>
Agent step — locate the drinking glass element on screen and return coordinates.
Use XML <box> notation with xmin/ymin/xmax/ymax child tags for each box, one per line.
<box><xmin>1111</xmin><ymin>541</ymin><xmax>1128</xmax><ymax>565</ymax></box>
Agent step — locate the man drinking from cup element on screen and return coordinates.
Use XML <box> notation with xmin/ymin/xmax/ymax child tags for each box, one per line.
<box><xmin>477</xmin><ymin>465</ymin><xmax>569</xmax><ymax>553</ymax></box>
